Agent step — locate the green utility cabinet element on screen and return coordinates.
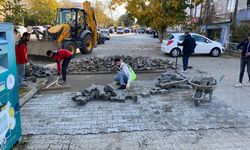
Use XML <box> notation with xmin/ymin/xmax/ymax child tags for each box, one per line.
<box><xmin>0</xmin><ymin>23</ymin><xmax>22</xmax><ymax>150</ymax></box>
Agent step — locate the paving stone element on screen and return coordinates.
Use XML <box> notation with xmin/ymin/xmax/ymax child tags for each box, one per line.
<box><xmin>159</xmin><ymin>89</ymin><xmax>169</xmax><ymax>95</ymax></box>
<box><xmin>163</xmin><ymin>104</ymin><xmax>173</xmax><ymax>112</ymax></box>
<box><xmin>150</xmin><ymin>90</ymin><xmax>160</xmax><ymax>95</ymax></box>
<box><xmin>125</xmin><ymin>95</ymin><xmax>133</xmax><ymax>100</ymax></box>
<box><xmin>102</xmin><ymin>93</ymin><xmax>111</xmax><ymax>101</ymax></box>
<box><xmin>154</xmin><ymin>110</ymin><xmax>160</xmax><ymax>114</ymax></box>
<box><xmin>110</xmin><ymin>96</ymin><xmax>126</xmax><ymax>103</ymax></box>
<box><xmin>140</xmin><ymin>92</ymin><xmax>150</xmax><ymax>98</ymax></box>
<box><xmin>74</xmin><ymin>96</ymin><xmax>89</xmax><ymax>106</ymax></box>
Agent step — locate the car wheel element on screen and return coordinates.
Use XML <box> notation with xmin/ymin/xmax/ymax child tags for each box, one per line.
<box><xmin>210</xmin><ymin>48</ymin><xmax>221</xmax><ymax>57</ymax></box>
<box><xmin>170</xmin><ymin>48</ymin><xmax>181</xmax><ymax>57</ymax></box>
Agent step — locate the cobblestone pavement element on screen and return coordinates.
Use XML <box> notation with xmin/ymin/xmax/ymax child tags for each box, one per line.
<box><xmin>19</xmin><ymin>34</ymin><xmax>250</xmax><ymax>149</ymax></box>
<box><xmin>20</xmin><ymin>81</ymin><xmax>250</xmax><ymax>149</ymax></box>
<box><xmin>21</xmin><ymin>87</ymin><xmax>250</xmax><ymax>136</ymax></box>
<box><xmin>21</xmin><ymin>128</ymin><xmax>250</xmax><ymax>150</ymax></box>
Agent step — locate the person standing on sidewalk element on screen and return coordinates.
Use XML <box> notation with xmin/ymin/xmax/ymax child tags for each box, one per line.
<box><xmin>46</xmin><ymin>49</ymin><xmax>73</xmax><ymax>85</ymax></box>
<box><xmin>178</xmin><ymin>32</ymin><xmax>196</xmax><ymax>73</ymax></box>
<box><xmin>15</xmin><ymin>32</ymin><xmax>30</xmax><ymax>87</ymax></box>
<box><xmin>234</xmin><ymin>33</ymin><xmax>250</xmax><ymax>88</ymax></box>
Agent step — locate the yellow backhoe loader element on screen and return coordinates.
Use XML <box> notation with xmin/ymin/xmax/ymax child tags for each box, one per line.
<box><xmin>28</xmin><ymin>1</ymin><xmax>97</xmax><ymax>56</ymax></box>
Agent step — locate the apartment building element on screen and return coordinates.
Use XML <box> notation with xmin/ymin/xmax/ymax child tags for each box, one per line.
<box><xmin>237</xmin><ymin>0</ymin><xmax>250</xmax><ymax>23</ymax></box>
<box><xmin>199</xmin><ymin>0</ymin><xmax>234</xmax><ymax>45</ymax></box>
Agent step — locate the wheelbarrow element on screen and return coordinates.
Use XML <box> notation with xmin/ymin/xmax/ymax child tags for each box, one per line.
<box><xmin>188</xmin><ymin>75</ymin><xmax>224</xmax><ymax>106</ymax></box>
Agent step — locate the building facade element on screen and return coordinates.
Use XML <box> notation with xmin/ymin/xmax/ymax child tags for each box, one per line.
<box><xmin>189</xmin><ymin>0</ymin><xmax>249</xmax><ymax>45</ymax></box>
<box><xmin>200</xmin><ymin>0</ymin><xmax>233</xmax><ymax>46</ymax></box>
<box><xmin>237</xmin><ymin>0</ymin><xmax>250</xmax><ymax>23</ymax></box>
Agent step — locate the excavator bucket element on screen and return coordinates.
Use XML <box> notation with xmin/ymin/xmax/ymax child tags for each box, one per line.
<box><xmin>28</xmin><ymin>40</ymin><xmax>61</xmax><ymax>57</ymax></box>
<box><xmin>28</xmin><ymin>24</ymin><xmax>71</xmax><ymax>57</ymax></box>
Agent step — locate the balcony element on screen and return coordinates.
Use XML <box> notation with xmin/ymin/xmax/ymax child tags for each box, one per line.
<box><xmin>212</xmin><ymin>13</ymin><xmax>232</xmax><ymax>24</ymax></box>
<box><xmin>237</xmin><ymin>8</ymin><xmax>250</xmax><ymax>22</ymax></box>
<box><xmin>201</xmin><ymin>13</ymin><xmax>232</xmax><ymax>24</ymax></box>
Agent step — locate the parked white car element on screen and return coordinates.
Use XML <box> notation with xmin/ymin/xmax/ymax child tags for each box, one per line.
<box><xmin>15</xmin><ymin>26</ymin><xmax>27</xmax><ymax>36</ymax></box>
<box><xmin>161</xmin><ymin>33</ymin><xmax>225</xmax><ymax>57</ymax></box>
<box><xmin>32</xmin><ymin>26</ymin><xmax>46</xmax><ymax>33</ymax></box>
<box><xmin>101</xmin><ymin>29</ymin><xmax>110</xmax><ymax>40</ymax></box>
<box><xmin>117</xmin><ymin>27</ymin><xmax>124</xmax><ymax>34</ymax></box>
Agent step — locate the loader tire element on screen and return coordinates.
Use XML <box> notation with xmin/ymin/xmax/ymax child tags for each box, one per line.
<box><xmin>81</xmin><ymin>34</ymin><xmax>93</xmax><ymax>54</ymax></box>
<box><xmin>62</xmin><ymin>41</ymin><xmax>77</xmax><ymax>56</ymax></box>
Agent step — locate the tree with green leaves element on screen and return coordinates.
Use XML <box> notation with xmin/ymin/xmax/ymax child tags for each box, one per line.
<box><xmin>118</xmin><ymin>13</ymin><xmax>135</xmax><ymax>27</ymax></box>
<box><xmin>94</xmin><ymin>0</ymin><xmax>114</xmax><ymax>27</ymax></box>
<box><xmin>25</xmin><ymin>0</ymin><xmax>58</xmax><ymax>25</ymax></box>
<box><xmin>0</xmin><ymin>0</ymin><xmax>25</xmax><ymax>25</ymax></box>
<box><xmin>111</xmin><ymin>0</ymin><xmax>202</xmax><ymax>39</ymax></box>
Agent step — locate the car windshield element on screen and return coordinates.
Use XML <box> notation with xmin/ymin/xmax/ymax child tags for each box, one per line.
<box><xmin>57</xmin><ymin>9</ymin><xmax>76</xmax><ymax>24</ymax></box>
<box><xmin>165</xmin><ymin>34</ymin><xmax>174</xmax><ymax>40</ymax></box>
<box><xmin>101</xmin><ymin>30</ymin><xmax>108</xmax><ymax>33</ymax></box>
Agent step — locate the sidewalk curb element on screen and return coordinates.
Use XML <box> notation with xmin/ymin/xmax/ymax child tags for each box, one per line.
<box><xmin>20</xmin><ymin>87</ymin><xmax>38</xmax><ymax>107</ymax></box>
<box><xmin>68</xmin><ymin>69</ymin><xmax>168</xmax><ymax>75</ymax></box>
<box><xmin>19</xmin><ymin>78</ymin><xmax>48</xmax><ymax>107</ymax></box>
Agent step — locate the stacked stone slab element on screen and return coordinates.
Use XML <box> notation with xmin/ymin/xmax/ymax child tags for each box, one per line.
<box><xmin>138</xmin><ymin>73</ymin><xmax>189</xmax><ymax>98</ymax></box>
<box><xmin>156</xmin><ymin>73</ymin><xmax>187</xmax><ymax>89</ymax></box>
<box><xmin>68</xmin><ymin>56</ymin><xmax>171</xmax><ymax>73</ymax></box>
<box><xmin>72</xmin><ymin>84</ymin><xmax>137</xmax><ymax>105</ymax></box>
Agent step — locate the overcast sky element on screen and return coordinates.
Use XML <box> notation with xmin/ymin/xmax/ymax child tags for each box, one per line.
<box><xmin>69</xmin><ymin>0</ymin><xmax>126</xmax><ymax>19</ymax></box>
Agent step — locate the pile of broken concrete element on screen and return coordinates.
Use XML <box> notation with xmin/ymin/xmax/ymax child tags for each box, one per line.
<box><xmin>156</xmin><ymin>73</ymin><xmax>188</xmax><ymax>89</ymax></box>
<box><xmin>138</xmin><ymin>73</ymin><xmax>189</xmax><ymax>98</ymax></box>
<box><xmin>68</xmin><ymin>56</ymin><xmax>171</xmax><ymax>73</ymax></box>
<box><xmin>191</xmin><ymin>77</ymin><xmax>217</xmax><ymax>86</ymax></box>
<box><xmin>72</xmin><ymin>84</ymin><xmax>137</xmax><ymax>106</ymax></box>
<box><xmin>25</xmin><ymin>62</ymin><xmax>55</xmax><ymax>82</ymax></box>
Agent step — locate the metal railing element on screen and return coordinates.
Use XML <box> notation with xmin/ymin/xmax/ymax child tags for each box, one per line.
<box><xmin>226</xmin><ymin>42</ymin><xmax>239</xmax><ymax>52</ymax></box>
<box><xmin>213</xmin><ymin>13</ymin><xmax>232</xmax><ymax>23</ymax></box>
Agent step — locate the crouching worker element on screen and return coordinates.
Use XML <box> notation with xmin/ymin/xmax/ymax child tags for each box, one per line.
<box><xmin>46</xmin><ymin>49</ymin><xmax>73</xmax><ymax>84</ymax></box>
<box><xmin>114</xmin><ymin>58</ymin><xmax>136</xmax><ymax>90</ymax></box>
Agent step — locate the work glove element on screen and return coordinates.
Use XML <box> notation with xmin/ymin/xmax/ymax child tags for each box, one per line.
<box><xmin>126</xmin><ymin>84</ymin><xmax>131</xmax><ymax>91</ymax></box>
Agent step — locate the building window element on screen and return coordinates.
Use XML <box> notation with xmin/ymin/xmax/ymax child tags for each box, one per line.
<box><xmin>227</xmin><ymin>0</ymin><xmax>236</xmax><ymax>12</ymax></box>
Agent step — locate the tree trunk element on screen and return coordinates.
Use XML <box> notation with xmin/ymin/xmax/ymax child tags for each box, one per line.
<box><xmin>231</xmin><ymin>0</ymin><xmax>238</xmax><ymax>41</ymax></box>
<box><xmin>159</xmin><ymin>27</ymin><xmax>167</xmax><ymax>43</ymax></box>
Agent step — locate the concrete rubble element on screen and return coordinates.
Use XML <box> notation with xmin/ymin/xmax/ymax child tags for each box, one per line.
<box><xmin>191</xmin><ymin>76</ymin><xmax>217</xmax><ymax>86</ymax></box>
<box><xmin>68</xmin><ymin>56</ymin><xmax>171</xmax><ymax>72</ymax></box>
<box><xmin>156</xmin><ymin>73</ymin><xmax>187</xmax><ymax>89</ymax></box>
<box><xmin>25</xmin><ymin>62</ymin><xmax>54</xmax><ymax>81</ymax></box>
<box><xmin>190</xmin><ymin>76</ymin><xmax>217</xmax><ymax>99</ymax></box>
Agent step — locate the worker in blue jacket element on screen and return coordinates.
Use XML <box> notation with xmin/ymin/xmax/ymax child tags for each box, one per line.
<box><xmin>234</xmin><ymin>32</ymin><xmax>250</xmax><ymax>88</ymax></box>
<box><xmin>178</xmin><ymin>32</ymin><xmax>196</xmax><ymax>73</ymax></box>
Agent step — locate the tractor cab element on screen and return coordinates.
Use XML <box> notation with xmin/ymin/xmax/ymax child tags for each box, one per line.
<box><xmin>56</xmin><ymin>8</ymin><xmax>87</xmax><ymax>37</ymax></box>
